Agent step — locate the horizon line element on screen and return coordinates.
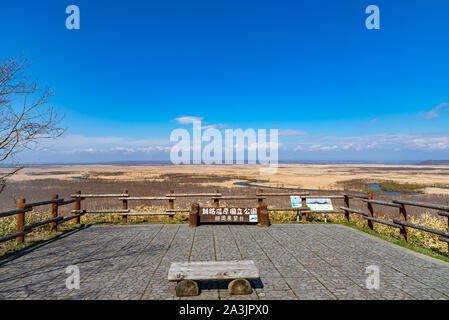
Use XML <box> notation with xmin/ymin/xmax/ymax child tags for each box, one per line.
<box><xmin>2</xmin><ymin>159</ymin><xmax>448</xmax><ymax>167</ymax></box>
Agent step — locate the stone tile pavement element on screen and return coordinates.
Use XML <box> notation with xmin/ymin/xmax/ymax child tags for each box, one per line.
<box><xmin>1</xmin><ymin>224</ymin><xmax>448</xmax><ymax>300</ymax></box>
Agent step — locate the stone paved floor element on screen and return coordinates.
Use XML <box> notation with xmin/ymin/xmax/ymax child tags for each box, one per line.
<box><xmin>1</xmin><ymin>224</ymin><xmax>449</xmax><ymax>300</ymax></box>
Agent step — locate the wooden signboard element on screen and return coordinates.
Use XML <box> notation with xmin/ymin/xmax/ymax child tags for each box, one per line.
<box><xmin>199</xmin><ymin>207</ymin><xmax>259</xmax><ymax>223</ymax></box>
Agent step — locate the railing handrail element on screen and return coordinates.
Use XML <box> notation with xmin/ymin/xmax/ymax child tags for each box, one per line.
<box><xmin>0</xmin><ymin>196</ymin><xmax>82</xmax><ymax>217</ymax></box>
<box><xmin>24</xmin><ymin>198</ymin><xmax>64</xmax><ymax>208</ymax></box>
<box><xmin>71</xmin><ymin>193</ymin><xmax>128</xmax><ymax>198</ymax></box>
<box><xmin>0</xmin><ymin>195</ymin><xmax>85</xmax><ymax>244</ymax></box>
<box><xmin>392</xmin><ymin>199</ymin><xmax>449</xmax><ymax>211</ymax></box>
<box><xmin>341</xmin><ymin>192</ymin><xmax>370</xmax><ymax>199</ymax></box>
<box><xmin>361</xmin><ymin>199</ymin><xmax>401</xmax><ymax>208</ymax></box>
<box><xmin>0</xmin><ymin>208</ymin><xmax>32</xmax><ymax>219</ymax></box>
<box><xmin>1</xmin><ymin>189</ymin><xmax>448</xmax><ymax>257</ymax></box>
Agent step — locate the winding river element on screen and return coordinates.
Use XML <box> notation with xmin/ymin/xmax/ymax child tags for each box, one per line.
<box><xmin>234</xmin><ymin>181</ymin><xmax>404</xmax><ymax>196</ymax></box>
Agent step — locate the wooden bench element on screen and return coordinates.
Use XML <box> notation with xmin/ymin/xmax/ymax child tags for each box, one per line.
<box><xmin>168</xmin><ymin>260</ymin><xmax>259</xmax><ymax>297</ymax></box>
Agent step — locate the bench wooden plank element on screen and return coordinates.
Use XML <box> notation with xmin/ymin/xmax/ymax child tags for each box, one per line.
<box><xmin>168</xmin><ymin>260</ymin><xmax>259</xmax><ymax>281</ymax></box>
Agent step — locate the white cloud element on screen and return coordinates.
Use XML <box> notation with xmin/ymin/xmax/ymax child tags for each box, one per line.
<box><xmin>420</xmin><ymin>103</ymin><xmax>449</xmax><ymax>119</ymax></box>
<box><xmin>366</xmin><ymin>118</ymin><xmax>378</xmax><ymax>127</ymax></box>
<box><xmin>37</xmin><ymin>134</ymin><xmax>173</xmax><ymax>157</ymax></box>
<box><xmin>127</xmin><ymin>138</ymin><xmax>171</xmax><ymax>146</ymax></box>
<box><xmin>411</xmin><ymin>137</ymin><xmax>449</xmax><ymax>150</ymax></box>
<box><xmin>278</xmin><ymin>129</ymin><xmax>308</xmax><ymax>136</ymax></box>
<box><xmin>293</xmin><ymin>133</ymin><xmax>449</xmax><ymax>152</ymax></box>
<box><xmin>48</xmin><ymin>135</ymin><xmax>125</xmax><ymax>147</ymax></box>
<box><xmin>172</xmin><ymin>117</ymin><xmax>228</xmax><ymax>131</ymax></box>
<box><xmin>308</xmin><ymin>145</ymin><xmax>339</xmax><ymax>152</ymax></box>
<box><xmin>247</xmin><ymin>141</ymin><xmax>283</xmax><ymax>151</ymax></box>
<box><xmin>60</xmin><ymin>148</ymin><xmax>98</xmax><ymax>154</ymax></box>
<box><xmin>173</xmin><ymin>116</ymin><xmax>204</xmax><ymax>124</ymax></box>
<box><xmin>200</xmin><ymin>124</ymin><xmax>228</xmax><ymax>130</ymax></box>
<box><xmin>56</xmin><ymin>146</ymin><xmax>171</xmax><ymax>155</ymax></box>
<box><xmin>44</xmin><ymin>135</ymin><xmax>170</xmax><ymax>149</ymax></box>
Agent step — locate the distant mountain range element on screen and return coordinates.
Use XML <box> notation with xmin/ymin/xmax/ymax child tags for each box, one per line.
<box><xmin>2</xmin><ymin>160</ymin><xmax>449</xmax><ymax>167</ymax></box>
<box><xmin>418</xmin><ymin>160</ymin><xmax>449</xmax><ymax>165</ymax></box>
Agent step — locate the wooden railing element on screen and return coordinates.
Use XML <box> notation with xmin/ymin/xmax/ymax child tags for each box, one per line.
<box><xmin>340</xmin><ymin>192</ymin><xmax>449</xmax><ymax>254</ymax></box>
<box><xmin>69</xmin><ymin>189</ymin><xmax>347</xmax><ymax>223</ymax></box>
<box><xmin>1</xmin><ymin>188</ymin><xmax>448</xmax><ymax>256</ymax></box>
<box><xmin>0</xmin><ymin>193</ymin><xmax>85</xmax><ymax>244</ymax></box>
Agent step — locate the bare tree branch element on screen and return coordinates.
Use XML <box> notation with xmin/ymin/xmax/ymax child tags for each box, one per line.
<box><xmin>0</xmin><ymin>56</ymin><xmax>65</xmax><ymax>193</ymax></box>
<box><xmin>0</xmin><ymin>166</ymin><xmax>22</xmax><ymax>194</ymax></box>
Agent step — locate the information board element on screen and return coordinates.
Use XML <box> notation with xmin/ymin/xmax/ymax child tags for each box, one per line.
<box><xmin>290</xmin><ymin>196</ymin><xmax>334</xmax><ymax>211</ymax></box>
<box><xmin>199</xmin><ymin>207</ymin><xmax>259</xmax><ymax>223</ymax></box>
<box><xmin>306</xmin><ymin>198</ymin><xmax>334</xmax><ymax>211</ymax></box>
<box><xmin>290</xmin><ymin>196</ymin><xmax>302</xmax><ymax>207</ymax></box>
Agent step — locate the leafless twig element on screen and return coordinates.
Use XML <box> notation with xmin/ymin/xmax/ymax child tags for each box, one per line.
<box><xmin>0</xmin><ymin>56</ymin><xmax>65</xmax><ymax>193</ymax></box>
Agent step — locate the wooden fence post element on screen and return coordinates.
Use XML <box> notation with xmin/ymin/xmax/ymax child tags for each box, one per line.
<box><xmin>122</xmin><ymin>190</ymin><xmax>128</xmax><ymax>223</ymax></box>
<box><xmin>214</xmin><ymin>189</ymin><xmax>220</xmax><ymax>207</ymax></box>
<box><xmin>446</xmin><ymin>215</ymin><xmax>449</xmax><ymax>256</ymax></box>
<box><xmin>367</xmin><ymin>192</ymin><xmax>374</xmax><ymax>230</ymax></box>
<box><xmin>75</xmin><ymin>191</ymin><xmax>81</xmax><ymax>224</ymax></box>
<box><xmin>344</xmin><ymin>193</ymin><xmax>350</xmax><ymax>222</ymax></box>
<box><xmin>189</xmin><ymin>203</ymin><xmax>199</xmax><ymax>228</ymax></box>
<box><xmin>301</xmin><ymin>196</ymin><xmax>308</xmax><ymax>222</ymax></box>
<box><xmin>168</xmin><ymin>189</ymin><xmax>174</xmax><ymax>223</ymax></box>
<box><xmin>399</xmin><ymin>203</ymin><xmax>408</xmax><ymax>242</ymax></box>
<box><xmin>16</xmin><ymin>198</ymin><xmax>26</xmax><ymax>244</ymax></box>
<box><xmin>257</xmin><ymin>189</ymin><xmax>264</xmax><ymax>207</ymax></box>
<box><xmin>447</xmin><ymin>215</ymin><xmax>449</xmax><ymax>256</ymax></box>
<box><xmin>258</xmin><ymin>204</ymin><xmax>270</xmax><ymax>227</ymax></box>
<box><xmin>51</xmin><ymin>194</ymin><xmax>59</xmax><ymax>232</ymax></box>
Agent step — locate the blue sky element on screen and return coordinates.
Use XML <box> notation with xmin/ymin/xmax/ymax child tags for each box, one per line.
<box><xmin>1</xmin><ymin>0</ymin><xmax>449</xmax><ymax>163</ymax></box>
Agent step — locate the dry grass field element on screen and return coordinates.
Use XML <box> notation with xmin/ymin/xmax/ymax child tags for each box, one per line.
<box><xmin>1</xmin><ymin>163</ymin><xmax>449</xmax><ymax>187</ymax></box>
<box><xmin>4</xmin><ymin>163</ymin><xmax>449</xmax><ymax>190</ymax></box>
<box><xmin>1</xmin><ymin>163</ymin><xmax>449</xmax><ymax>257</ymax></box>
<box><xmin>1</xmin><ymin>163</ymin><xmax>449</xmax><ymax>215</ymax></box>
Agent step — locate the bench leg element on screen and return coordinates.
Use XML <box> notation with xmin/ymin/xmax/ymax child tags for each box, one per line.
<box><xmin>176</xmin><ymin>280</ymin><xmax>199</xmax><ymax>297</ymax></box>
<box><xmin>228</xmin><ymin>278</ymin><xmax>252</xmax><ymax>295</ymax></box>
